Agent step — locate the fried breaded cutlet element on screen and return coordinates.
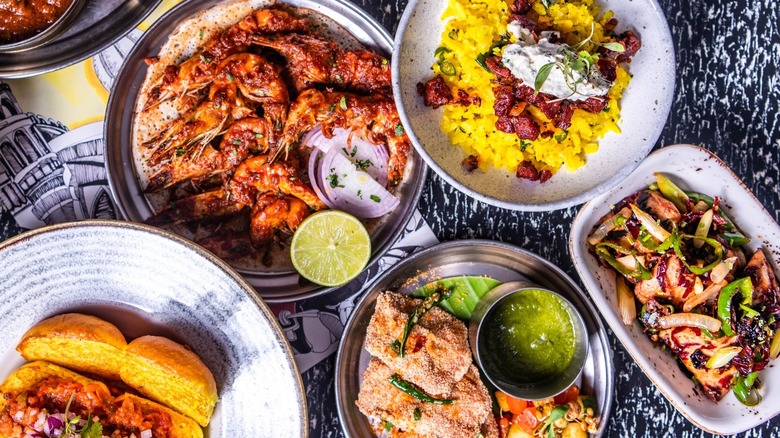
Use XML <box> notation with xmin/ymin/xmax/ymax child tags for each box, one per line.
<box><xmin>364</xmin><ymin>291</ymin><xmax>472</xmax><ymax>396</ymax></box>
<box><xmin>356</xmin><ymin>358</ymin><xmax>496</xmax><ymax>438</ymax></box>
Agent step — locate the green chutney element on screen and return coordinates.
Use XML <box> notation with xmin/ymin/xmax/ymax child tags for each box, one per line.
<box><xmin>481</xmin><ymin>289</ymin><xmax>576</xmax><ymax>384</ymax></box>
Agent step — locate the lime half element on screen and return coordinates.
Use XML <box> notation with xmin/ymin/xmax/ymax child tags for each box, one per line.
<box><xmin>290</xmin><ymin>210</ymin><xmax>372</xmax><ymax>287</ymax></box>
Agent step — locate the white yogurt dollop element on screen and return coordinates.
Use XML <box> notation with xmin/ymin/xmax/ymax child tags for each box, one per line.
<box><xmin>501</xmin><ymin>24</ymin><xmax>612</xmax><ymax>101</ymax></box>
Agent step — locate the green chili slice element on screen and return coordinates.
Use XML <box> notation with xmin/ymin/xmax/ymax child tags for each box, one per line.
<box><xmin>717</xmin><ymin>277</ymin><xmax>754</xmax><ymax>337</ymax></box>
<box><xmin>439</xmin><ymin>61</ymin><xmax>457</xmax><ymax>76</ymax></box>
<box><xmin>596</xmin><ymin>244</ymin><xmax>652</xmax><ymax>280</ymax></box>
<box><xmin>398</xmin><ymin>287</ymin><xmax>451</xmax><ymax>357</ymax></box>
<box><xmin>733</xmin><ymin>371</ymin><xmax>760</xmax><ymax>406</ymax></box>
<box><xmin>389</xmin><ymin>374</ymin><xmax>454</xmax><ymax>404</ymax></box>
<box><xmin>654</xmin><ymin>173</ymin><xmax>689</xmax><ymax>213</ymax></box>
<box><xmin>721</xmin><ymin>231</ymin><xmax>750</xmax><ymax>247</ymax></box>
<box><xmin>672</xmin><ymin>233</ymin><xmax>723</xmax><ymax>275</ymax></box>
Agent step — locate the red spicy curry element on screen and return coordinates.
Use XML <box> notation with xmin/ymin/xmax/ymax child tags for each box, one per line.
<box><xmin>0</xmin><ymin>0</ymin><xmax>74</xmax><ymax>44</ymax></box>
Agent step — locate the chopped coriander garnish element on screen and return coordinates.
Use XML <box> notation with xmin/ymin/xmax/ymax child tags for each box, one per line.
<box><xmin>355</xmin><ymin>159</ymin><xmax>373</xmax><ymax>171</ymax></box>
<box><xmin>395</xmin><ymin>123</ymin><xmax>404</xmax><ymax>136</ymax></box>
<box><xmin>339</xmin><ymin>96</ymin><xmax>347</xmax><ymax>110</ymax></box>
<box><xmin>381</xmin><ymin>58</ymin><xmax>388</xmax><ymax>66</ymax></box>
<box><xmin>255</xmin><ymin>133</ymin><xmax>265</xmax><ymax>138</ymax></box>
<box><xmin>176</xmin><ymin>148</ymin><xmax>186</xmax><ymax>156</ymax></box>
<box><xmin>198</xmin><ymin>29</ymin><xmax>204</xmax><ymax>39</ymax></box>
<box><xmin>370</xmin><ymin>194</ymin><xmax>381</xmax><ymax>203</ymax></box>
<box><xmin>199</xmin><ymin>54</ymin><xmax>211</xmax><ymax>63</ymax></box>
<box><xmin>327</xmin><ymin>169</ymin><xmax>344</xmax><ymax>188</ymax></box>
<box><xmin>226</xmin><ymin>72</ymin><xmax>234</xmax><ymax>83</ymax></box>
<box><xmin>357</xmin><ymin>189</ymin><xmax>363</xmax><ymax>199</ymax></box>
<box><xmin>233</xmin><ymin>139</ymin><xmax>242</xmax><ymax>145</ymax></box>
<box><xmin>554</xmin><ymin>130</ymin><xmax>569</xmax><ymax>143</ymax></box>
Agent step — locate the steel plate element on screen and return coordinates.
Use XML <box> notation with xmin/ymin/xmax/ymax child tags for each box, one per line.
<box><xmin>335</xmin><ymin>240</ymin><xmax>614</xmax><ymax>437</ymax></box>
<box><xmin>0</xmin><ymin>0</ymin><xmax>162</xmax><ymax>78</ymax></box>
<box><xmin>104</xmin><ymin>0</ymin><xmax>426</xmax><ymax>301</ymax></box>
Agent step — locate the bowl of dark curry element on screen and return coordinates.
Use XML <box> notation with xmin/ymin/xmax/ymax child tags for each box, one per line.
<box><xmin>0</xmin><ymin>0</ymin><xmax>87</xmax><ymax>52</ymax></box>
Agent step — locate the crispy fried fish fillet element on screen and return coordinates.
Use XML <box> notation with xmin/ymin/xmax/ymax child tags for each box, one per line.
<box><xmin>364</xmin><ymin>291</ymin><xmax>472</xmax><ymax>396</ymax></box>
<box><xmin>356</xmin><ymin>358</ymin><xmax>493</xmax><ymax>438</ymax></box>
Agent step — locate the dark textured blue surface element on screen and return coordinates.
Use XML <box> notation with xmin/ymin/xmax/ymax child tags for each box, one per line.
<box><xmin>301</xmin><ymin>0</ymin><xmax>780</xmax><ymax>436</ymax></box>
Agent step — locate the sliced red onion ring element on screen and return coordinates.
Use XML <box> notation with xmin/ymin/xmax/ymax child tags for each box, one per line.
<box><xmin>44</xmin><ymin>416</ymin><xmax>62</xmax><ymax>436</ymax></box>
<box><xmin>301</xmin><ymin>127</ymin><xmax>389</xmax><ymax>187</ymax></box>
<box><xmin>316</xmin><ymin>149</ymin><xmax>399</xmax><ymax>218</ymax></box>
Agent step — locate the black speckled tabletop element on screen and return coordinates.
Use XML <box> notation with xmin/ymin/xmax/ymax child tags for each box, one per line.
<box><xmin>302</xmin><ymin>0</ymin><xmax>780</xmax><ymax>437</ymax></box>
<box><xmin>0</xmin><ymin>0</ymin><xmax>777</xmax><ymax>436</ymax></box>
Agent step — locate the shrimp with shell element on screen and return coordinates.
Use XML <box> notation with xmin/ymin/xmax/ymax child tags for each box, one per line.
<box><xmin>143</xmin><ymin>8</ymin><xmax>309</xmax><ymax>112</ymax></box>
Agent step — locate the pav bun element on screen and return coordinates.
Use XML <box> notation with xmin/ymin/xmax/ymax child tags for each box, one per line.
<box><xmin>121</xmin><ymin>335</ymin><xmax>218</xmax><ymax>427</ymax></box>
<box><xmin>11</xmin><ymin>313</ymin><xmax>218</xmax><ymax>427</ymax></box>
<box><xmin>0</xmin><ymin>361</ymin><xmax>203</xmax><ymax>438</ymax></box>
<box><xmin>16</xmin><ymin>313</ymin><xmax>127</xmax><ymax>380</ymax></box>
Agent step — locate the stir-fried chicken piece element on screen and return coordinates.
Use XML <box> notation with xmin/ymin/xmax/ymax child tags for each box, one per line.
<box><xmin>633</xmin><ymin>254</ymin><xmax>697</xmax><ymax>308</ymax></box>
<box><xmin>356</xmin><ymin>359</ymin><xmax>492</xmax><ymax>438</ymax></box>
<box><xmin>364</xmin><ymin>292</ymin><xmax>472</xmax><ymax>396</ymax></box>
<box><xmin>744</xmin><ymin>249</ymin><xmax>780</xmax><ymax>306</ymax></box>
<box><xmin>656</xmin><ymin>327</ymin><xmax>740</xmax><ymax>401</ymax></box>
<box><xmin>643</xmin><ymin>190</ymin><xmax>681</xmax><ymax>223</ymax></box>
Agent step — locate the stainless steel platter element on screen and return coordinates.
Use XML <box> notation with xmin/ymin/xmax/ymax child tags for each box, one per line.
<box><xmin>0</xmin><ymin>0</ymin><xmax>162</xmax><ymax>78</ymax></box>
<box><xmin>335</xmin><ymin>240</ymin><xmax>614</xmax><ymax>437</ymax></box>
<box><xmin>105</xmin><ymin>0</ymin><xmax>427</xmax><ymax>302</ymax></box>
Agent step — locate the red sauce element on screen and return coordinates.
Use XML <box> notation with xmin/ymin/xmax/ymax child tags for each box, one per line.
<box><xmin>0</xmin><ymin>377</ymin><xmax>174</xmax><ymax>437</ymax></box>
<box><xmin>0</xmin><ymin>0</ymin><xmax>74</xmax><ymax>44</ymax></box>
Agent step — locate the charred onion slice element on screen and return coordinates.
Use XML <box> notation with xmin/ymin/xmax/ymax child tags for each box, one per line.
<box><xmin>656</xmin><ymin>313</ymin><xmax>722</xmax><ymax>332</ymax></box>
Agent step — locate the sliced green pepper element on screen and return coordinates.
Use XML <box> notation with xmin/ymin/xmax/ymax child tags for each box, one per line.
<box><xmin>721</xmin><ymin>231</ymin><xmax>750</xmax><ymax>247</ymax></box>
<box><xmin>398</xmin><ymin>287</ymin><xmax>451</xmax><ymax>357</ymax></box>
<box><xmin>388</xmin><ymin>374</ymin><xmax>454</xmax><ymax>405</ymax></box>
<box><xmin>654</xmin><ymin>173</ymin><xmax>689</xmax><ymax>213</ymax></box>
<box><xmin>733</xmin><ymin>371</ymin><xmax>760</xmax><ymax>406</ymax></box>
<box><xmin>638</xmin><ymin>229</ymin><xmax>675</xmax><ymax>251</ymax></box>
<box><xmin>595</xmin><ymin>245</ymin><xmax>652</xmax><ymax>280</ymax></box>
<box><xmin>672</xmin><ymin>233</ymin><xmax>723</xmax><ymax>275</ymax></box>
<box><xmin>717</xmin><ymin>277</ymin><xmax>754</xmax><ymax>337</ymax></box>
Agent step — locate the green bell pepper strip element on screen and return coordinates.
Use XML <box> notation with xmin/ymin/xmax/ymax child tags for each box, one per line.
<box><xmin>638</xmin><ymin>229</ymin><xmax>675</xmax><ymax>252</ymax></box>
<box><xmin>717</xmin><ymin>277</ymin><xmax>754</xmax><ymax>337</ymax></box>
<box><xmin>388</xmin><ymin>374</ymin><xmax>454</xmax><ymax>405</ymax></box>
<box><xmin>595</xmin><ymin>244</ymin><xmax>652</xmax><ymax>281</ymax></box>
<box><xmin>672</xmin><ymin>233</ymin><xmax>723</xmax><ymax>275</ymax></box>
<box><xmin>733</xmin><ymin>371</ymin><xmax>760</xmax><ymax>406</ymax></box>
<box><xmin>721</xmin><ymin>231</ymin><xmax>750</xmax><ymax>247</ymax></box>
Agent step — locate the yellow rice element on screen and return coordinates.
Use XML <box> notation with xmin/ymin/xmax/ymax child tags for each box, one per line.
<box><xmin>434</xmin><ymin>0</ymin><xmax>631</xmax><ymax>174</ymax></box>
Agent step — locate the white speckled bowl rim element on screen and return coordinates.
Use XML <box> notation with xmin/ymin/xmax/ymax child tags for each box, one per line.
<box><xmin>393</xmin><ymin>0</ymin><xmax>675</xmax><ymax>211</ymax></box>
<box><xmin>570</xmin><ymin>144</ymin><xmax>780</xmax><ymax>434</ymax></box>
<box><xmin>0</xmin><ymin>220</ymin><xmax>308</xmax><ymax>438</ymax></box>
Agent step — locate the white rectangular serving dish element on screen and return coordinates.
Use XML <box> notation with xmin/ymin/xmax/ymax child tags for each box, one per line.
<box><xmin>570</xmin><ymin>143</ymin><xmax>780</xmax><ymax>434</ymax></box>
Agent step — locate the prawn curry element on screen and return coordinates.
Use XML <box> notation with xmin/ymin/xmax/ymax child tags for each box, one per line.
<box><xmin>133</xmin><ymin>0</ymin><xmax>411</xmax><ymax>271</ymax></box>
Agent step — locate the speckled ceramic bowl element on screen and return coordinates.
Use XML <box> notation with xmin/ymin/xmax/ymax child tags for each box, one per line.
<box><xmin>393</xmin><ymin>0</ymin><xmax>675</xmax><ymax>211</ymax></box>
<box><xmin>570</xmin><ymin>144</ymin><xmax>780</xmax><ymax>434</ymax></box>
<box><xmin>0</xmin><ymin>220</ymin><xmax>308</xmax><ymax>437</ymax></box>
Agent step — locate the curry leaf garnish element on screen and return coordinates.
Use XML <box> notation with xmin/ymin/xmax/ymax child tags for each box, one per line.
<box><xmin>398</xmin><ymin>287</ymin><xmax>451</xmax><ymax>357</ymax></box>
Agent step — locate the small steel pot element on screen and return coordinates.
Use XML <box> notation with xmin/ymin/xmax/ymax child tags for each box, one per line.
<box><xmin>469</xmin><ymin>280</ymin><xmax>589</xmax><ymax>400</ymax></box>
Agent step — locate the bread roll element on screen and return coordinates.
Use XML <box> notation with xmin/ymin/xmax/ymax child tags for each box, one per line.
<box><xmin>16</xmin><ymin>313</ymin><xmax>127</xmax><ymax>380</ymax></box>
<box><xmin>121</xmin><ymin>335</ymin><xmax>218</xmax><ymax>427</ymax></box>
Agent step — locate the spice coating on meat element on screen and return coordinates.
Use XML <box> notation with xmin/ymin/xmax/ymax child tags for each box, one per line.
<box><xmin>356</xmin><ymin>359</ymin><xmax>493</xmax><ymax>438</ymax></box>
<box><xmin>363</xmin><ymin>292</ymin><xmax>472</xmax><ymax>396</ymax></box>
